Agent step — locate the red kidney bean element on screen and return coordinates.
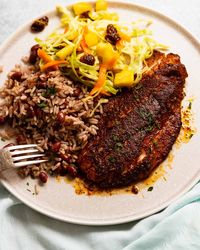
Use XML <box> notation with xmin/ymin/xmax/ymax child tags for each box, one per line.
<box><xmin>38</xmin><ymin>74</ymin><xmax>47</xmax><ymax>82</ymax></box>
<box><xmin>33</xmin><ymin>107</ymin><xmax>42</xmax><ymax>118</ymax></box>
<box><xmin>16</xmin><ymin>134</ymin><xmax>27</xmax><ymax>144</ymax></box>
<box><xmin>10</xmin><ymin>72</ymin><xmax>22</xmax><ymax>82</ymax></box>
<box><xmin>60</xmin><ymin>164</ymin><xmax>68</xmax><ymax>176</ymax></box>
<box><xmin>39</xmin><ymin>171</ymin><xmax>48</xmax><ymax>183</ymax></box>
<box><xmin>0</xmin><ymin>116</ymin><xmax>6</xmax><ymax>124</ymax></box>
<box><xmin>67</xmin><ymin>164</ymin><xmax>78</xmax><ymax>177</ymax></box>
<box><xmin>72</xmin><ymin>87</ymin><xmax>82</xmax><ymax>97</ymax></box>
<box><xmin>36</xmin><ymin>81</ymin><xmax>47</xmax><ymax>89</ymax></box>
<box><xmin>50</xmin><ymin>142</ymin><xmax>61</xmax><ymax>152</ymax></box>
<box><xmin>59</xmin><ymin>152</ymin><xmax>71</xmax><ymax>163</ymax></box>
<box><xmin>57</xmin><ymin>112</ymin><xmax>65</xmax><ymax>123</ymax></box>
<box><xmin>26</xmin><ymin>107</ymin><xmax>35</xmax><ymax>118</ymax></box>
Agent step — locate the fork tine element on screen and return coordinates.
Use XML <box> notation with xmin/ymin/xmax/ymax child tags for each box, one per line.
<box><xmin>14</xmin><ymin>159</ymin><xmax>48</xmax><ymax>168</ymax></box>
<box><xmin>13</xmin><ymin>154</ymin><xmax>45</xmax><ymax>162</ymax></box>
<box><xmin>7</xmin><ymin>144</ymin><xmax>38</xmax><ymax>151</ymax></box>
<box><xmin>10</xmin><ymin>149</ymin><xmax>39</xmax><ymax>156</ymax></box>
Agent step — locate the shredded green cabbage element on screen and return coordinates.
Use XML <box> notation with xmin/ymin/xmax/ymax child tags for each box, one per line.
<box><xmin>36</xmin><ymin>3</ymin><xmax>168</xmax><ymax>96</ymax></box>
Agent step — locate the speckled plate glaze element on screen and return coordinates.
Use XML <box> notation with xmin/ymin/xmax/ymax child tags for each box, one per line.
<box><xmin>0</xmin><ymin>1</ymin><xmax>200</xmax><ymax>226</ymax></box>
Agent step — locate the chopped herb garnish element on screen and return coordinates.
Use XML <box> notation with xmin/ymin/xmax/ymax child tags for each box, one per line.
<box><xmin>189</xmin><ymin>133</ymin><xmax>194</xmax><ymax>139</ymax></box>
<box><xmin>188</xmin><ymin>102</ymin><xmax>192</xmax><ymax>110</ymax></box>
<box><xmin>42</xmin><ymin>87</ymin><xmax>57</xmax><ymax>97</ymax></box>
<box><xmin>152</xmin><ymin>140</ymin><xmax>158</xmax><ymax>147</ymax></box>
<box><xmin>26</xmin><ymin>182</ymin><xmax>29</xmax><ymax>186</ymax></box>
<box><xmin>145</xmin><ymin>124</ymin><xmax>154</xmax><ymax>132</ymax></box>
<box><xmin>138</xmin><ymin>108</ymin><xmax>153</xmax><ymax>123</ymax></box>
<box><xmin>26</xmin><ymin>189</ymin><xmax>31</xmax><ymax>192</ymax></box>
<box><xmin>116</xmin><ymin>142</ymin><xmax>123</xmax><ymax>148</ymax></box>
<box><xmin>148</xmin><ymin>147</ymin><xmax>152</xmax><ymax>154</ymax></box>
<box><xmin>147</xmin><ymin>186</ymin><xmax>153</xmax><ymax>192</ymax></box>
<box><xmin>132</xmin><ymin>93</ymin><xmax>139</xmax><ymax>100</ymax></box>
<box><xmin>108</xmin><ymin>156</ymin><xmax>117</xmax><ymax>163</ymax></box>
<box><xmin>138</xmin><ymin>108</ymin><xmax>155</xmax><ymax>132</ymax></box>
<box><xmin>0</xmin><ymin>138</ymin><xmax>5</xmax><ymax>142</ymax></box>
<box><xmin>156</xmin><ymin>123</ymin><xmax>161</xmax><ymax>130</ymax></box>
<box><xmin>114</xmin><ymin>142</ymin><xmax>123</xmax><ymax>151</ymax></box>
<box><xmin>37</xmin><ymin>101</ymin><xmax>47</xmax><ymax>109</ymax></box>
<box><xmin>135</xmin><ymin>83</ymin><xmax>143</xmax><ymax>90</ymax></box>
<box><xmin>112</xmin><ymin>135</ymin><xmax>121</xmax><ymax>142</ymax></box>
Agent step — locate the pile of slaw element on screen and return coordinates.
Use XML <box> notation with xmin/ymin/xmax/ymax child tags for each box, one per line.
<box><xmin>36</xmin><ymin>0</ymin><xmax>168</xmax><ymax>96</ymax></box>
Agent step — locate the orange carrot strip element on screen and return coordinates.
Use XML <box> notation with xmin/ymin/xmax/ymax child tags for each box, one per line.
<box><xmin>100</xmin><ymin>89</ymin><xmax>111</xmax><ymax>96</ymax></box>
<box><xmin>116</xmin><ymin>39</ymin><xmax>124</xmax><ymax>49</ymax></box>
<box><xmin>79</xmin><ymin>26</ymin><xmax>91</xmax><ymax>54</ymax></box>
<box><xmin>83</xmin><ymin>25</ymin><xmax>89</xmax><ymax>34</ymax></box>
<box><xmin>37</xmin><ymin>49</ymin><xmax>53</xmax><ymax>63</ymax></box>
<box><xmin>106</xmin><ymin>57</ymin><xmax>118</xmax><ymax>70</ymax></box>
<box><xmin>41</xmin><ymin>60</ymin><xmax>68</xmax><ymax>71</ymax></box>
<box><xmin>80</xmin><ymin>39</ymin><xmax>91</xmax><ymax>54</ymax></box>
<box><xmin>90</xmin><ymin>64</ymin><xmax>107</xmax><ymax>96</ymax></box>
<box><xmin>64</xmin><ymin>27</ymin><xmax>68</xmax><ymax>34</ymax></box>
<box><xmin>118</xmin><ymin>30</ymin><xmax>131</xmax><ymax>42</ymax></box>
<box><xmin>76</xmin><ymin>46</ymin><xmax>83</xmax><ymax>52</ymax></box>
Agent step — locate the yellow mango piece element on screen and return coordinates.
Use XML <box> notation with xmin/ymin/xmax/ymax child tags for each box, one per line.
<box><xmin>96</xmin><ymin>43</ymin><xmax>119</xmax><ymax>68</ymax></box>
<box><xmin>84</xmin><ymin>31</ymin><xmax>99</xmax><ymax>47</ymax></box>
<box><xmin>73</xmin><ymin>2</ymin><xmax>92</xmax><ymax>16</ymax></box>
<box><xmin>114</xmin><ymin>68</ymin><xmax>134</xmax><ymax>87</ymax></box>
<box><xmin>96</xmin><ymin>0</ymin><xmax>108</xmax><ymax>11</ymax></box>
<box><xmin>56</xmin><ymin>45</ymin><xmax>74</xmax><ymax>59</ymax></box>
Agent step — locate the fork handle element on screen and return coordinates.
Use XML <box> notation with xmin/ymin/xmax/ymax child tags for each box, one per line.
<box><xmin>0</xmin><ymin>149</ymin><xmax>15</xmax><ymax>172</ymax></box>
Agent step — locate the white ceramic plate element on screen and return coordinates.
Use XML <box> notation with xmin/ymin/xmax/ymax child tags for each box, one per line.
<box><xmin>0</xmin><ymin>1</ymin><xmax>200</xmax><ymax>226</ymax></box>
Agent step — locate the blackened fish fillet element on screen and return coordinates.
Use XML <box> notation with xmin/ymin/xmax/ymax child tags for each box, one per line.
<box><xmin>78</xmin><ymin>51</ymin><xmax>188</xmax><ymax>188</ymax></box>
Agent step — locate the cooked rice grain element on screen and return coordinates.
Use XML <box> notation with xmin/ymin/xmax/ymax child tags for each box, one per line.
<box><xmin>0</xmin><ymin>64</ymin><xmax>103</xmax><ymax>180</ymax></box>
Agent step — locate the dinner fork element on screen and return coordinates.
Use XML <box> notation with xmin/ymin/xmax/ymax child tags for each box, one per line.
<box><xmin>0</xmin><ymin>144</ymin><xmax>47</xmax><ymax>172</ymax></box>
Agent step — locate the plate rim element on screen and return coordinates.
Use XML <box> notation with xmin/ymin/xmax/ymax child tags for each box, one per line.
<box><xmin>0</xmin><ymin>0</ymin><xmax>200</xmax><ymax>226</ymax></box>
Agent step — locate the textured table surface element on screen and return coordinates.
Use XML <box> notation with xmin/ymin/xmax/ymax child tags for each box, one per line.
<box><xmin>0</xmin><ymin>0</ymin><xmax>200</xmax><ymax>44</ymax></box>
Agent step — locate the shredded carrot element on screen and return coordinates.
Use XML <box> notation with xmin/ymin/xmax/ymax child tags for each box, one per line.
<box><xmin>76</xmin><ymin>46</ymin><xmax>83</xmax><ymax>52</ymax></box>
<box><xmin>79</xmin><ymin>26</ymin><xmax>91</xmax><ymax>54</ymax></box>
<box><xmin>83</xmin><ymin>26</ymin><xmax>89</xmax><ymax>34</ymax></box>
<box><xmin>90</xmin><ymin>64</ymin><xmax>108</xmax><ymax>96</ymax></box>
<box><xmin>116</xmin><ymin>30</ymin><xmax>131</xmax><ymax>49</ymax></box>
<box><xmin>64</xmin><ymin>27</ymin><xmax>68</xmax><ymax>34</ymax></box>
<box><xmin>41</xmin><ymin>60</ymin><xmax>68</xmax><ymax>71</ymax></box>
<box><xmin>118</xmin><ymin>30</ymin><xmax>131</xmax><ymax>42</ymax></box>
<box><xmin>80</xmin><ymin>39</ymin><xmax>91</xmax><ymax>54</ymax></box>
<box><xmin>100</xmin><ymin>89</ymin><xmax>111</xmax><ymax>96</ymax></box>
<box><xmin>116</xmin><ymin>40</ymin><xmax>124</xmax><ymax>49</ymax></box>
<box><xmin>37</xmin><ymin>49</ymin><xmax>53</xmax><ymax>63</ymax></box>
<box><xmin>106</xmin><ymin>57</ymin><xmax>118</xmax><ymax>70</ymax></box>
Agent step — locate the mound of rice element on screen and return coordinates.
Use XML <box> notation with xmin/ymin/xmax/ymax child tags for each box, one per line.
<box><xmin>0</xmin><ymin>60</ymin><xmax>102</xmax><ymax>180</ymax></box>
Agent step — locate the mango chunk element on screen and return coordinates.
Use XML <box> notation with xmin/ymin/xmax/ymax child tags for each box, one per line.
<box><xmin>96</xmin><ymin>43</ymin><xmax>119</xmax><ymax>68</ymax></box>
<box><xmin>56</xmin><ymin>45</ymin><xmax>74</xmax><ymax>59</ymax></box>
<box><xmin>96</xmin><ymin>0</ymin><xmax>108</xmax><ymax>11</ymax></box>
<box><xmin>114</xmin><ymin>68</ymin><xmax>134</xmax><ymax>87</ymax></box>
<box><xmin>84</xmin><ymin>31</ymin><xmax>99</xmax><ymax>47</ymax></box>
<box><xmin>73</xmin><ymin>2</ymin><xmax>92</xmax><ymax>16</ymax></box>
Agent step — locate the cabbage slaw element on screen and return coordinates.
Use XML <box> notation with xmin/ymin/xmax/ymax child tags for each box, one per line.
<box><xmin>36</xmin><ymin>2</ymin><xmax>168</xmax><ymax>96</ymax></box>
